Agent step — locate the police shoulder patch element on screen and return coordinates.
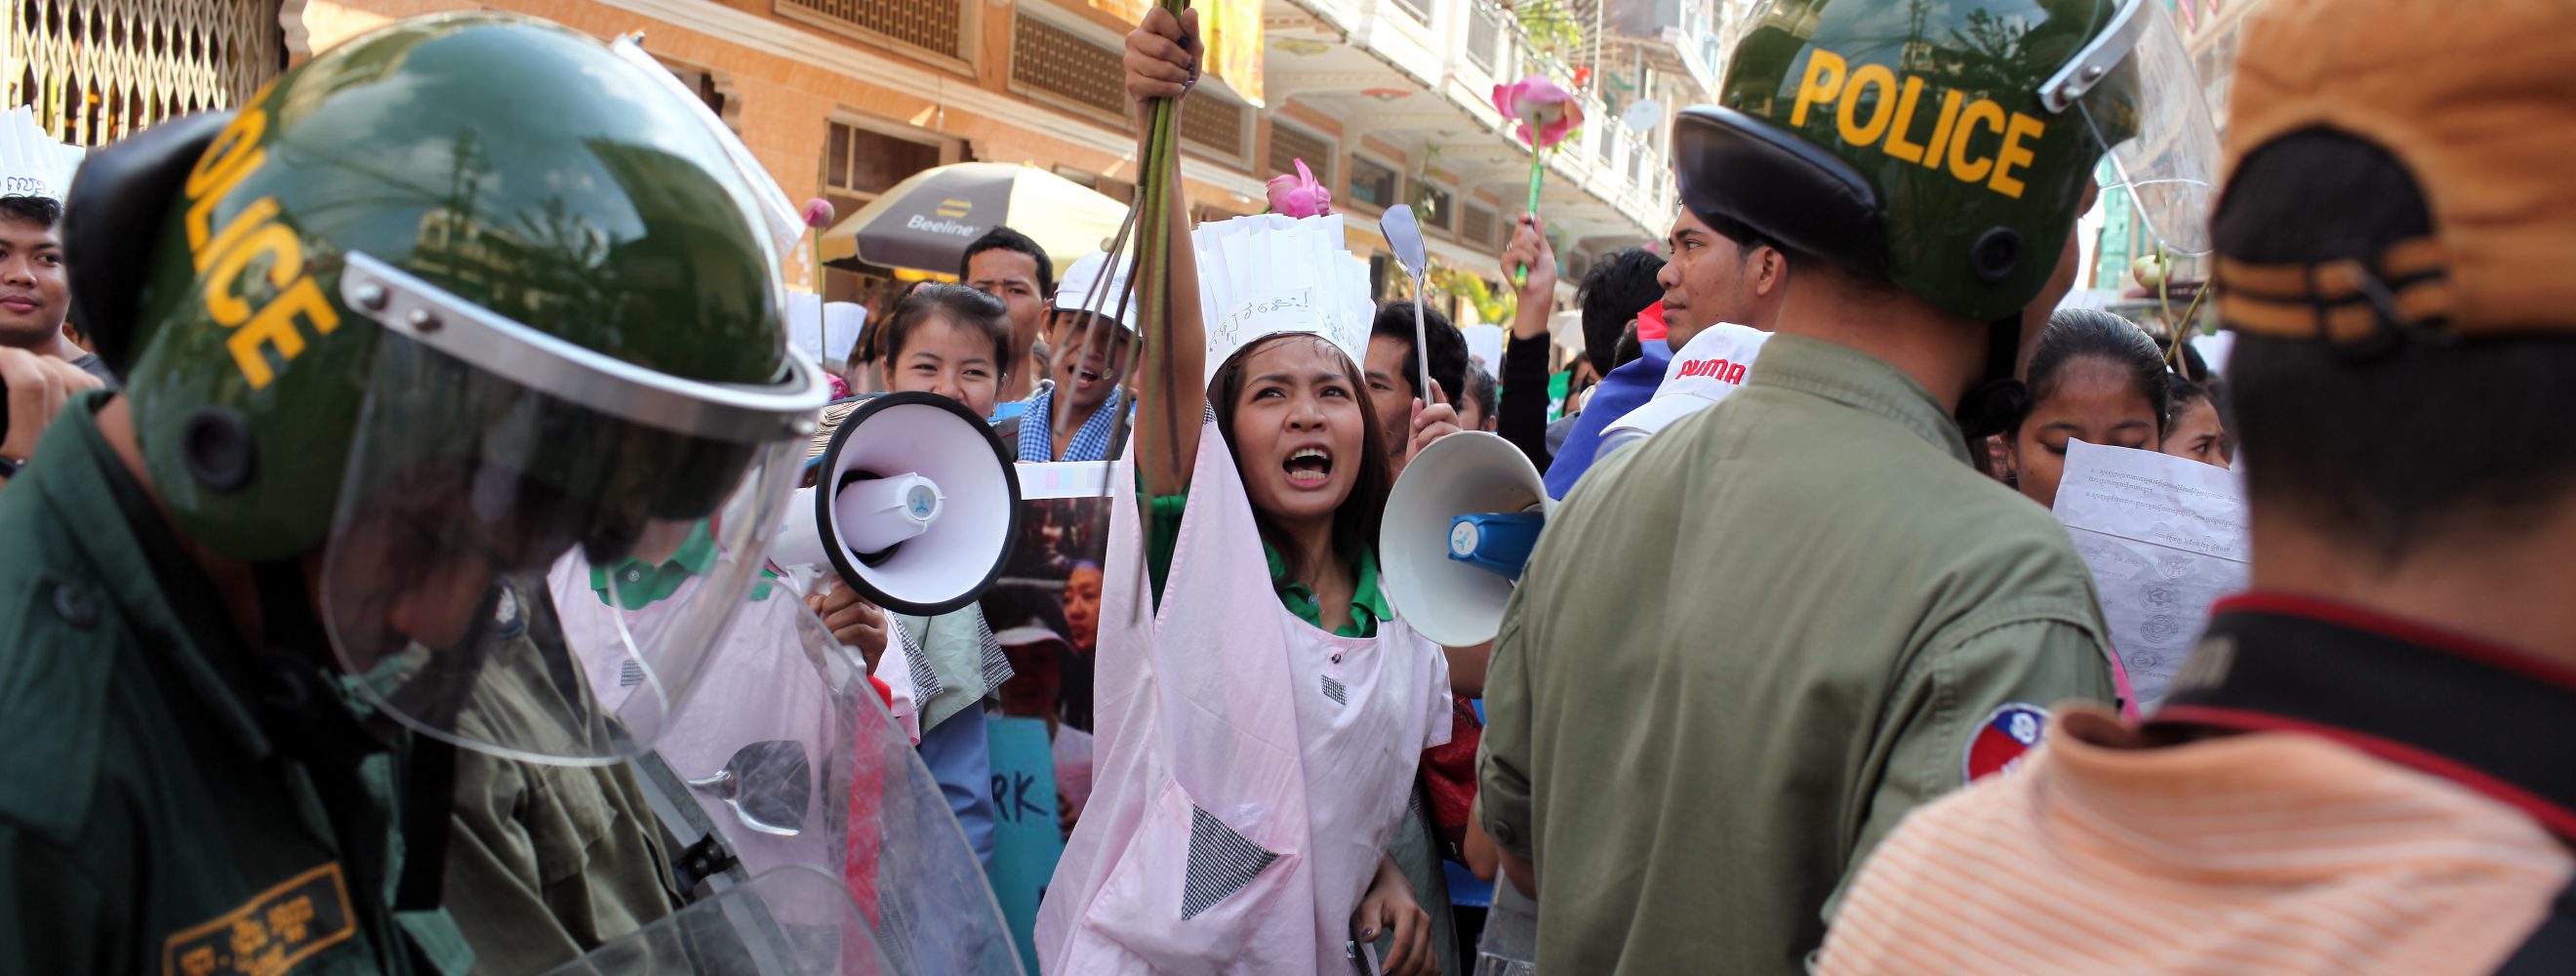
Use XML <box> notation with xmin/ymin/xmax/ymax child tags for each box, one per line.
<box><xmin>163</xmin><ymin>863</ymin><xmax>357</xmax><ymax>976</ymax></box>
<box><xmin>1962</xmin><ymin>703</ymin><xmax>2049</xmax><ymax>783</ymax></box>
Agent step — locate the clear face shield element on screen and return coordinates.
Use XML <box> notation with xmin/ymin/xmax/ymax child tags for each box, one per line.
<box><xmin>319</xmin><ymin>253</ymin><xmax>827</xmax><ymax>765</ymax></box>
<box><xmin>546</xmin><ymin>535</ymin><xmax>1022</xmax><ymax>971</ymax></box>
<box><xmin>2044</xmin><ymin>0</ymin><xmax>2222</xmax><ymax>259</ymax></box>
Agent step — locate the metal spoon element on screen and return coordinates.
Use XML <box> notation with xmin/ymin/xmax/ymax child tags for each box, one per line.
<box><xmin>684</xmin><ymin>740</ymin><xmax>813</xmax><ymax>837</ymax></box>
<box><xmin>1379</xmin><ymin>204</ymin><xmax>1435</xmax><ymax>400</ymax></box>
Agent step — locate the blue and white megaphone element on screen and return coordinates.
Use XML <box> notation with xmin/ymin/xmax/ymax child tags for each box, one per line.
<box><xmin>1382</xmin><ymin>432</ymin><xmax>1551</xmax><ymax>647</ymax></box>
<box><xmin>769</xmin><ymin>391</ymin><xmax>1023</xmax><ymax>616</ymax></box>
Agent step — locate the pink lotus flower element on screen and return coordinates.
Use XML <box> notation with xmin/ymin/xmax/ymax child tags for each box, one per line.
<box><xmin>801</xmin><ymin>197</ymin><xmax>836</xmax><ymax>229</ymax></box>
<box><xmin>1492</xmin><ymin>76</ymin><xmax>1585</xmax><ymax>148</ymax></box>
<box><xmin>1266</xmin><ymin>158</ymin><xmax>1332</xmax><ymax>219</ymax></box>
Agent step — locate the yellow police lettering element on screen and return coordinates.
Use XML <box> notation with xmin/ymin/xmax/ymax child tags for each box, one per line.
<box><xmin>1788</xmin><ymin>44</ymin><xmax>2052</xmax><ymax>200</ymax></box>
<box><xmin>1882</xmin><ymin>76</ymin><xmax>1931</xmax><ymax>164</ymax></box>
<box><xmin>180</xmin><ymin>108</ymin><xmax>336</xmax><ymax>389</ymax></box>
<box><xmin>202</xmin><ymin>219</ymin><xmax>301</xmax><ymax>327</ymax></box>
<box><xmin>184</xmin><ymin>108</ymin><xmax>268</xmax><ymax>261</ymax></box>
<box><xmin>197</xmin><ymin>197</ymin><xmax>279</xmax><ymax>282</ymax></box>
<box><xmin>227</xmin><ymin>277</ymin><xmax>339</xmax><ymax>389</ymax></box>
<box><xmin>1948</xmin><ymin>99</ymin><xmax>2007</xmax><ymax>184</ymax></box>
<box><xmin>1790</xmin><ymin>49</ymin><xmax>1847</xmax><ymax>129</ymax></box>
<box><xmin>1835</xmin><ymin>63</ymin><xmax>1900</xmax><ymax>147</ymax></box>
<box><xmin>1988</xmin><ymin>111</ymin><xmax>2047</xmax><ymax>199</ymax></box>
<box><xmin>1919</xmin><ymin>88</ymin><xmax>1966</xmax><ymax>170</ymax></box>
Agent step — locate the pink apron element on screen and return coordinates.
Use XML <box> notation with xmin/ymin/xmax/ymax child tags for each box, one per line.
<box><xmin>1037</xmin><ymin>422</ymin><xmax>1451</xmax><ymax>975</ymax></box>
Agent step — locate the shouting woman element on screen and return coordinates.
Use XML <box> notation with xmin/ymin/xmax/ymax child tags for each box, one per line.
<box><xmin>1035</xmin><ymin>8</ymin><xmax>1460</xmax><ymax>974</ymax></box>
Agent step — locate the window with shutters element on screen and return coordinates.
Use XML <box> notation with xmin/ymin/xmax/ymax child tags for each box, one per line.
<box><xmin>1267</xmin><ymin>121</ymin><xmax>1334</xmax><ymax>185</ymax></box>
<box><xmin>11</xmin><ymin>0</ymin><xmax>284</xmax><ymax>146</ymax></box>
<box><xmin>821</xmin><ymin>117</ymin><xmax>953</xmax><ymax>228</ymax></box>
<box><xmin>1463</xmin><ymin>204</ymin><xmax>1498</xmax><ymax>250</ymax></box>
<box><xmin>1010</xmin><ymin>14</ymin><xmax>1124</xmax><ymax>119</ymax></box>
<box><xmin>1466</xmin><ymin>4</ymin><xmax>1506</xmax><ymax>74</ymax></box>
<box><xmin>1181</xmin><ymin>95</ymin><xmax>1249</xmax><ymax>164</ymax></box>
<box><xmin>777</xmin><ymin>0</ymin><xmax>971</xmax><ymax>63</ymax></box>
<box><xmin>1347</xmin><ymin>155</ymin><xmax>1400</xmax><ymax>212</ymax></box>
<box><xmin>1056</xmin><ymin>166</ymin><xmax>1137</xmax><ymax>206</ymax></box>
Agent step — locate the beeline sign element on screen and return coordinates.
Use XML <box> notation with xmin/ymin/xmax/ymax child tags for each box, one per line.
<box><xmin>906</xmin><ymin>214</ymin><xmax>984</xmax><ymax>238</ymax></box>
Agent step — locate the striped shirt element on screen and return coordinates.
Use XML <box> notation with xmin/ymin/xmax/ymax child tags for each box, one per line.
<box><xmin>1819</xmin><ymin>704</ymin><xmax>2573</xmax><ymax>976</ymax></box>
<box><xmin>1017</xmin><ymin>382</ymin><xmax>1124</xmax><ymax>464</ymax></box>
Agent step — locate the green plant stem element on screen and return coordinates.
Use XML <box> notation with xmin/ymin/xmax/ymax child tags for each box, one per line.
<box><xmin>1133</xmin><ymin>88</ymin><xmax>1184</xmax><ymax>566</ymax></box>
<box><xmin>1514</xmin><ymin>148</ymin><xmax>1544</xmax><ymax>286</ymax></box>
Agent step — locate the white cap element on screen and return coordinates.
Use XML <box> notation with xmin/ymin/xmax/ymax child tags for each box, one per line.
<box><xmin>992</xmin><ymin>623</ymin><xmax>1070</xmax><ymax>652</ymax></box>
<box><xmin>0</xmin><ymin>106</ymin><xmax>81</xmax><ymax>203</ymax></box>
<box><xmin>1051</xmin><ymin>250</ymin><xmax>1140</xmax><ymax>334</ymax></box>
<box><xmin>1603</xmin><ymin>323</ymin><xmax>1771</xmax><ymax>438</ymax></box>
<box><xmin>1192</xmin><ymin>213</ymin><xmax>1373</xmax><ymax>385</ymax></box>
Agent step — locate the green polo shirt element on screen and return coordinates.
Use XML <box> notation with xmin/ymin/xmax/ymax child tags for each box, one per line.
<box><xmin>1479</xmin><ymin>335</ymin><xmax>2114</xmax><ymax>975</ymax></box>
<box><xmin>589</xmin><ymin>522</ymin><xmax>778</xmax><ymax>607</ymax></box>
<box><xmin>0</xmin><ymin>393</ymin><xmax>471</xmax><ymax>974</ymax></box>
<box><xmin>1144</xmin><ymin>492</ymin><xmax>1389</xmax><ymax>638</ymax></box>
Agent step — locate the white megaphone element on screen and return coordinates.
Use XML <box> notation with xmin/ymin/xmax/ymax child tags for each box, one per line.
<box><xmin>1382</xmin><ymin>432</ymin><xmax>1551</xmax><ymax>648</ymax></box>
<box><xmin>769</xmin><ymin>391</ymin><xmax>1023</xmax><ymax>616</ymax></box>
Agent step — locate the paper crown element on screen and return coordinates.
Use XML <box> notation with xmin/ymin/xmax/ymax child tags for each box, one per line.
<box><xmin>0</xmin><ymin>107</ymin><xmax>82</xmax><ymax>203</ymax></box>
<box><xmin>1192</xmin><ymin>213</ymin><xmax>1374</xmax><ymax>386</ymax></box>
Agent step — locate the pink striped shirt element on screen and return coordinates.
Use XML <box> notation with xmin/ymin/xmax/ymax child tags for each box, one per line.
<box><xmin>1819</xmin><ymin>705</ymin><xmax>2572</xmax><ymax>975</ymax></box>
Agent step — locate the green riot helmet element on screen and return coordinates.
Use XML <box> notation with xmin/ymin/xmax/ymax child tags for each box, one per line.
<box><xmin>107</xmin><ymin>13</ymin><xmax>828</xmax><ymax>764</ymax></box>
<box><xmin>1683</xmin><ymin>0</ymin><xmax>2219</xmax><ymax>322</ymax></box>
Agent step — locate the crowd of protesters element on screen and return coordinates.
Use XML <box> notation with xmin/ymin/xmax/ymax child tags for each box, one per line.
<box><xmin>1</xmin><ymin>0</ymin><xmax>2568</xmax><ymax>974</ymax></box>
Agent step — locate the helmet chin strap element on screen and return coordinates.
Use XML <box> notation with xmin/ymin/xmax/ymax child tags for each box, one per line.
<box><xmin>1953</xmin><ymin>314</ymin><xmax>2030</xmax><ymax>441</ymax></box>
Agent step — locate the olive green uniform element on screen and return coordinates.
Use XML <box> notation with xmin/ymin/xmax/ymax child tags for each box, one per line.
<box><xmin>0</xmin><ymin>397</ymin><xmax>472</xmax><ymax>974</ymax></box>
<box><xmin>1478</xmin><ymin>336</ymin><xmax>2116</xmax><ymax>974</ymax></box>
<box><xmin>443</xmin><ymin>635</ymin><xmax>681</xmax><ymax>975</ymax></box>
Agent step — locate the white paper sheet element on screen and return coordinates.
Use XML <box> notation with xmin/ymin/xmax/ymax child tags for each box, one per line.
<box><xmin>1015</xmin><ymin>461</ymin><xmax>1130</xmax><ymax>500</ymax></box>
<box><xmin>2051</xmin><ymin>440</ymin><xmax>2249</xmax><ymax>710</ymax></box>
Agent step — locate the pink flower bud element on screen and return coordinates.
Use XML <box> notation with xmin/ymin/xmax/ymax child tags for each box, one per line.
<box><xmin>1266</xmin><ymin>157</ymin><xmax>1333</xmax><ymax>219</ymax></box>
<box><xmin>801</xmin><ymin>197</ymin><xmax>835</xmax><ymax>229</ymax></box>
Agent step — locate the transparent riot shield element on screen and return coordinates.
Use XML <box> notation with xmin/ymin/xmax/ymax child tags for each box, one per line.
<box><xmin>550</xmin><ymin>558</ymin><xmax>1025</xmax><ymax>974</ymax></box>
<box><xmin>541</xmin><ymin>866</ymin><xmax>880</xmax><ymax>975</ymax></box>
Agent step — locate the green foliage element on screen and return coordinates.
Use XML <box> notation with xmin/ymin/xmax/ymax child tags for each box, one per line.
<box><xmin>1515</xmin><ymin>0</ymin><xmax>1583</xmax><ymax>61</ymax></box>
<box><xmin>1429</xmin><ymin>264</ymin><xmax>1514</xmax><ymax>325</ymax></box>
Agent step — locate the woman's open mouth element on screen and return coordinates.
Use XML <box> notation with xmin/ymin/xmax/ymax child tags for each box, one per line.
<box><xmin>1283</xmin><ymin>447</ymin><xmax>1333</xmax><ymax>489</ymax></box>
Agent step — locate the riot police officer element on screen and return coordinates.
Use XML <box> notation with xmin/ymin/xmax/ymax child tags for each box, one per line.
<box><xmin>1477</xmin><ymin>0</ymin><xmax>2218</xmax><ymax>971</ymax></box>
<box><xmin>0</xmin><ymin>14</ymin><xmax>827</xmax><ymax>971</ymax></box>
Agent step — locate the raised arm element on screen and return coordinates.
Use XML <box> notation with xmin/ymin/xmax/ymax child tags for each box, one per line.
<box><xmin>1123</xmin><ymin>7</ymin><xmax>1206</xmax><ymax>498</ymax></box>
<box><xmin>1494</xmin><ymin>216</ymin><xmax>1558</xmax><ymax>468</ymax></box>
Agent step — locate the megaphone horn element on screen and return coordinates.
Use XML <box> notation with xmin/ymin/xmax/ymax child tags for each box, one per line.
<box><xmin>1381</xmin><ymin>432</ymin><xmax>1551</xmax><ymax>648</ymax></box>
<box><xmin>776</xmin><ymin>391</ymin><xmax>1022</xmax><ymax>616</ymax></box>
